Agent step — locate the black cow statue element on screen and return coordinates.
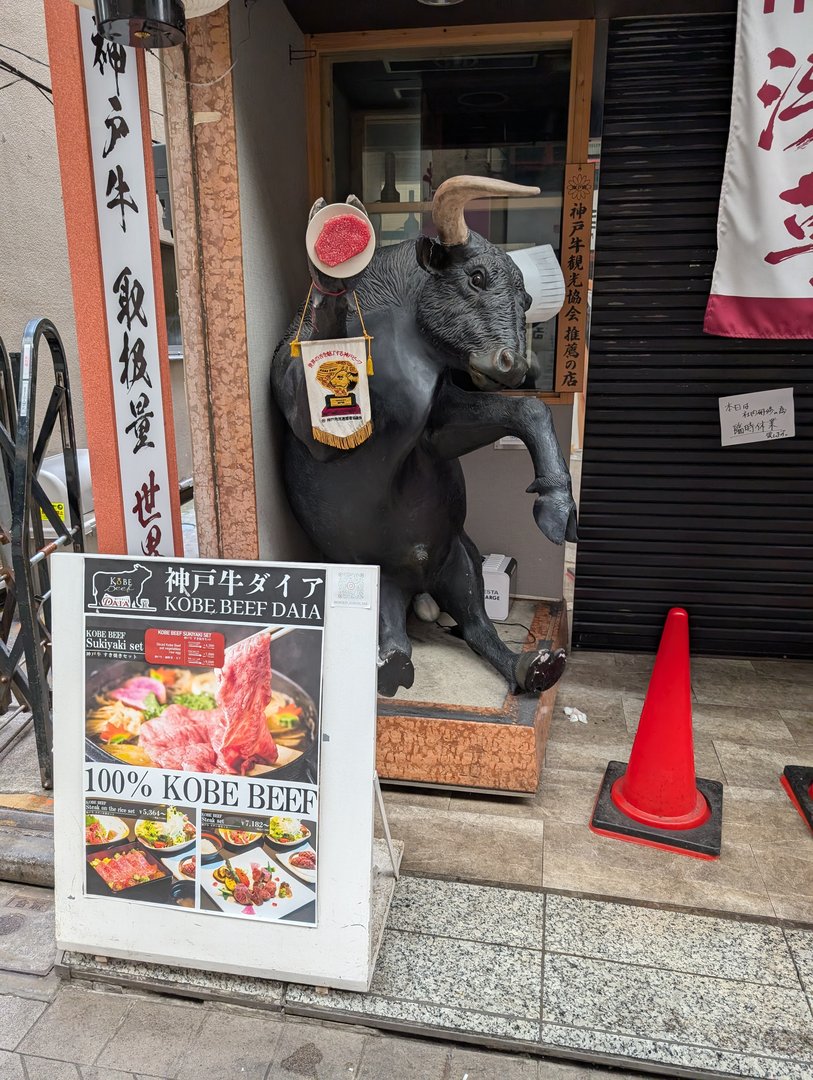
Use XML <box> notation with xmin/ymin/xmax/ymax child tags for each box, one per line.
<box><xmin>272</xmin><ymin>176</ymin><xmax>577</xmax><ymax>697</ymax></box>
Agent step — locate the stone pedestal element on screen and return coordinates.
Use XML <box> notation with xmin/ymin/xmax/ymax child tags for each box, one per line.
<box><xmin>376</xmin><ymin>600</ymin><xmax>567</xmax><ymax>794</ymax></box>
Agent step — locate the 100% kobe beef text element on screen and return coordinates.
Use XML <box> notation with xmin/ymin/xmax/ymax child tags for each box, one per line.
<box><xmin>85</xmin><ymin>767</ymin><xmax>153</xmax><ymax>799</ymax></box>
<box><xmin>84</xmin><ymin>763</ymin><xmax>318</xmax><ymax>815</ymax></box>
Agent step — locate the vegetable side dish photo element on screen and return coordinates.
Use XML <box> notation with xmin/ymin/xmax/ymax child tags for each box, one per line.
<box><xmin>267</xmin><ymin>816</ymin><xmax>310</xmax><ymax>845</ymax></box>
<box><xmin>134</xmin><ymin>807</ymin><xmax>196</xmax><ymax>851</ymax></box>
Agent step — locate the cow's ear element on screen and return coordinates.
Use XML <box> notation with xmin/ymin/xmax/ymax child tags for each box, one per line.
<box><xmin>416</xmin><ymin>236</ymin><xmax>450</xmax><ymax>275</ymax></box>
<box><xmin>308</xmin><ymin>197</ymin><xmax>327</xmax><ymax>222</ymax></box>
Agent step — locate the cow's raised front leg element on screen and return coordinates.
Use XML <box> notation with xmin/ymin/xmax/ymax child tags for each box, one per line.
<box><xmin>428</xmin><ymin>380</ymin><xmax>577</xmax><ymax>544</ymax></box>
<box><xmin>434</xmin><ymin>533</ymin><xmax>566</xmax><ymax>694</ymax></box>
<box><xmin>378</xmin><ymin>575</ymin><xmax>414</xmax><ymax>697</ymax></box>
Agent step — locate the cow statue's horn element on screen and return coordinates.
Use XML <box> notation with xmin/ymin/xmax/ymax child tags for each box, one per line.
<box><xmin>431</xmin><ymin>175</ymin><xmax>541</xmax><ymax>247</ymax></box>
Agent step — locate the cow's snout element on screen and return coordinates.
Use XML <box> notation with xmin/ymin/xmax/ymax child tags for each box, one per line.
<box><xmin>468</xmin><ymin>348</ymin><xmax>528</xmax><ymax>390</ymax></box>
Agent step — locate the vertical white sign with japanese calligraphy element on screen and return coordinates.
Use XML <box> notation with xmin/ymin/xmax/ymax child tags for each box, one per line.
<box><xmin>79</xmin><ymin>11</ymin><xmax>175</xmax><ymax>554</ymax></box>
<box><xmin>705</xmin><ymin>1</ymin><xmax>813</xmax><ymax>339</ymax></box>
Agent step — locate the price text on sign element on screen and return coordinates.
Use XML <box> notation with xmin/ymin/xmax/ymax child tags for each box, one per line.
<box><xmin>144</xmin><ymin>628</ymin><xmax>225</xmax><ymax>667</ymax></box>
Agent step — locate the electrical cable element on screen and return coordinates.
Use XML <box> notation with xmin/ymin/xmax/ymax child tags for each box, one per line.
<box><xmin>147</xmin><ymin>0</ymin><xmax>255</xmax><ymax>89</ymax></box>
<box><xmin>0</xmin><ymin>57</ymin><xmax>52</xmax><ymax>97</ymax></box>
<box><xmin>499</xmin><ymin>621</ymin><xmax>535</xmax><ymax>646</ymax></box>
<box><xmin>32</xmin><ymin>83</ymin><xmax>53</xmax><ymax>106</ymax></box>
<box><xmin>429</xmin><ymin>619</ymin><xmax>535</xmax><ymax>647</ymax></box>
<box><xmin>0</xmin><ymin>42</ymin><xmax>50</xmax><ymax>68</ymax></box>
<box><xmin>148</xmin><ymin>46</ymin><xmax>238</xmax><ymax>89</ymax></box>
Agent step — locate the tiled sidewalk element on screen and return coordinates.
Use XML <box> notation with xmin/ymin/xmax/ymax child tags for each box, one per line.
<box><xmin>53</xmin><ymin>874</ymin><xmax>813</xmax><ymax>1079</ymax></box>
<box><xmin>0</xmin><ymin>983</ymin><xmax>643</xmax><ymax>1080</ymax></box>
<box><xmin>382</xmin><ymin>650</ymin><xmax>813</xmax><ymax>923</ymax></box>
<box><xmin>285</xmin><ymin>876</ymin><xmax>813</xmax><ymax>1079</ymax></box>
<box><xmin>1</xmin><ymin>863</ymin><xmax>811</xmax><ymax>1076</ymax></box>
<box><xmin>0</xmin><ymin>886</ymin><xmax>641</xmax><ymax>1080</ymax></box>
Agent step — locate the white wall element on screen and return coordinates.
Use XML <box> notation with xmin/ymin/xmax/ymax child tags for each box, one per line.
<box><xmin>230</xmin><ymin>0</ymin><xmax>316</xmax><ymax>560</ymax></box>
<box><xmin>0</xmin><ymin>10</ymin><xmax>193</xmax><ymax>503</ymax></box>
<box><xmin>0</xmin><ymin>0</ymin><xmax>86</xmax><ymax>445</ymax></box>
<box><xmin>462</xmin><ymin>404</ymin><xmax>571</xmax><ymax>600</ymax></box>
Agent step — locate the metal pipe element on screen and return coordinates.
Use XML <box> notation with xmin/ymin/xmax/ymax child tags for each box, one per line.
<box><xmin>30</xmin><ymin>526</ymin><xmax>78</xmax><ymax>565</ymax></box>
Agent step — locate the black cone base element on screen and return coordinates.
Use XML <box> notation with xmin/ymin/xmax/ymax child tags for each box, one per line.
<box><xmin>781</xmin><ymin>766</ymin><xmax>813</xmax><ymax>832</ymax></box>
<box><xmin>590</xmin><ymin>760</ymin><xmax>724</xmax><ymax>860</ymax></box>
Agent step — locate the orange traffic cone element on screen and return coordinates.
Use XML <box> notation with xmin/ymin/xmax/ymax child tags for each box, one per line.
<box><xmin>590</xmin><ymin>608</ymin><xmax>723</xmax><ymax>859</ymax></box>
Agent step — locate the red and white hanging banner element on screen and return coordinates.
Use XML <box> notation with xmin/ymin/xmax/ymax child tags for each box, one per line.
<box><xmin>705</xmin><ymin>1</ymin><xmax>813</xmax><ymax>340</ymax></box>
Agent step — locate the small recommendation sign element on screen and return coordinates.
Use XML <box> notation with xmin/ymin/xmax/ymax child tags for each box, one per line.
<box><xmin>719</xmin><ymin>387</ymin><xmax>795</xmax><ymax>447</ymax></box>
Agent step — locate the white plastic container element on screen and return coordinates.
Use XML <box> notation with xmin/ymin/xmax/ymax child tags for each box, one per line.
<box><xmin>482</xmin><ymin>553</ymin><xmax>517</xmax><ymax>622</ymax></box>
<box><xmin>38</xmin><ymin>450</ymin><xmax>96</xmax><ymax>548</ymax></box>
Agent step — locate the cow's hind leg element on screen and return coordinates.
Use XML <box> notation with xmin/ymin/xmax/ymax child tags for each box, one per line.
<box><xmin>433</xmin><ymin>534</ymin><xmax>566</xmax><ymax>694</ymax></box>
<box><xmin>378</xmin><ymin>575</ymin><xmax>414</xmax><ymax>697</ymax></box>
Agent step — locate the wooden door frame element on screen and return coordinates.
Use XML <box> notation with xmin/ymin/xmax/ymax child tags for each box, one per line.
<box><xmin>303</xmin><ymin>21</ymin><xmax>596</xmax><ymax>404</ymax></box>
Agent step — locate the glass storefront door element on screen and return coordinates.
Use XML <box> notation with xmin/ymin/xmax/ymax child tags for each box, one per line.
<box><xmin>329</xmin><ymin>44</ymin><xmax>572</xmax><ymax>392</ymax></box>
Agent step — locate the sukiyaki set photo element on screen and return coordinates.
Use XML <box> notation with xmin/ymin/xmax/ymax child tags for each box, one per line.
<box><xmin>85</xmin><ymin>629</ymin><xmax>317</xmax><ymax>780</ymax></box>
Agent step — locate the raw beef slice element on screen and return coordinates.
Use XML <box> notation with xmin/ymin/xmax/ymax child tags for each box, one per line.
<box><xmin>314</xmin><ymin>214</ymin><xmax>371</xmax><ymax>267</ymax></box>
<box><xmin>216</xmin><ymin>630</ymin><xmax>277</xmax><ymax>774</ymax></box>
<box><xmin>138</xmin><ymin>705</ymin><xmax>226</xmax><ymax>773</ymax></box>
<box><xmin>110</xmin><ymin>675</ymin><xmax>167</xmax><ymax>709</ymax></box>
<box><xmin>137</xmin><ymin>631</ymin><xmax>276</xmax><ymax>775</ymax></box>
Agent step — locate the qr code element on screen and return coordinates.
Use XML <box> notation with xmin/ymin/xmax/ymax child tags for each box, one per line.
<box><xmin>332</xmin><ymin>570</ymin><xmax>371</xmax><ymax>608</ymax></box>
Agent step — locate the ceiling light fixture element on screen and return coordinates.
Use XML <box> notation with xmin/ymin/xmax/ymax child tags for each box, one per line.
<box><xmin>67</xmin><ymin>0</ymin><xmax>229</xmax><ymax>48</ymax></box>
<box><xmin>417</xmin><ymin>0</ymin><xmax>466</xmax><ymax>7</ymax></box>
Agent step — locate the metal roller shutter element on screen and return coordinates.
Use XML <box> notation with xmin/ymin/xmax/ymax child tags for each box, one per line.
<box><xmin>573</xmin><ymin>13</ymin><xmax>813</xmax><ymax>658</ymax></box>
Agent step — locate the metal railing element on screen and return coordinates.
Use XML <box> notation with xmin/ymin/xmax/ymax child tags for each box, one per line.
<box><xmin>0</xmin><ymin>318</ymin><xmax>85</xmax><ymax>788</ymax></box>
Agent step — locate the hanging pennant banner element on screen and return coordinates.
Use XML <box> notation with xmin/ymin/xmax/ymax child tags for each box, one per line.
<box><xmin>705</xmin><ymin>1</ymin><xmax>813</xmax><ymax>340</ymax></box>
<box><xmin>79</xmin><ymin>10</ymin><xmax>177</xmax><ymax>554</ymax></box>
<box><xmin>300</xmin><ymin>337</ymin><xmax>373</xmax><ymax>449</ymax></box>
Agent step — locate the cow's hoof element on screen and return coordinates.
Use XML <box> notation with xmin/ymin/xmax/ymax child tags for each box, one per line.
<box><xmin>527</xmin><ymin>481</ymin><xmax>577</xmax><ymax>546</ymax></box>
<box><xmin>515</xmin><ymin>647</ymin><xmax>567</xmax><ymax>694</ymax></box>
<box><xmin>377</xmin><ymin>649</ymin><xmax>415</xmax><ymax>697</ymax></box>
<box><xmin>413</xmin><ymin>592</ymin><xmax>440</xmax><ymax>622</ymax></box>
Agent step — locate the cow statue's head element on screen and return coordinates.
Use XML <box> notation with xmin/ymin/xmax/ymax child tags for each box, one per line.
<box><xmin>415</xmin><ymin>176</ymin><xmax>537</xmax><ymax>390</ymax></box>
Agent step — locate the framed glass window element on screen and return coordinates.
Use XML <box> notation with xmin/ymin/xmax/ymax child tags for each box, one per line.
<box><xmin>306</xmin><ymin>23</ymin><xmax>594</xmax><ymax>399</ymax></box>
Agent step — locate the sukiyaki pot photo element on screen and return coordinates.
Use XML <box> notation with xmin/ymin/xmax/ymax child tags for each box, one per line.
<box><xmin>85</xmin><ymin>628</ymin><xmax>317</xmax><ymax>781</ymax></box>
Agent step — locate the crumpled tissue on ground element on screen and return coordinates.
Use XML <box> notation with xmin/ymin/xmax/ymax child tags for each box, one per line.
<box><xmin>563</xmin><ymin>706</ymin><xmax>588</xmax><ymax>724</ymax></box>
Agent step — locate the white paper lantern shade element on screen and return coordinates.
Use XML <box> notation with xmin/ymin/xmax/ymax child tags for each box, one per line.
<box><xmin>508</xmin><ymin>245</ymin><xmax>566</xmax><ymax>324</ymax></box>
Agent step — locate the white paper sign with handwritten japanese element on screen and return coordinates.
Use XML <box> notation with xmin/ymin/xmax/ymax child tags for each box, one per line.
<box><xmin>719</xmin><ymin>387</ymin><xmax>795</xmax><ymax>447</ymax></box>
<box><xmin>79</xmin><ymin>11</ymin><xmax>175</xmax><ymax>556</ymax></box>
<box><xmin>705</xmin><ymin>2</ymin><xmax>813</xmax><ymax>339</ymax></box>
